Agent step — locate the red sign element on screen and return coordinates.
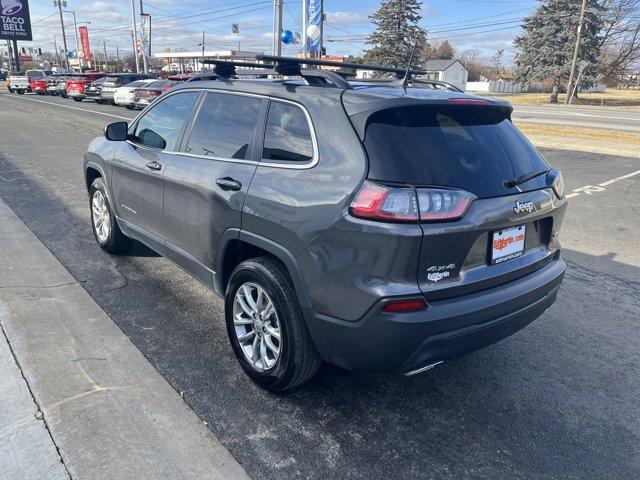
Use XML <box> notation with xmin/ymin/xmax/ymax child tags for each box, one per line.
<box><xmin>79</xmin><ymin>26</ymin><xmax>91</xmax><ymax>61</ymax></box>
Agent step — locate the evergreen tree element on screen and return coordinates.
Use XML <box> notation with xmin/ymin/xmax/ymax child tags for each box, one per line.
<box><xmin>423</xmin><ymin>40</ymin><xmax>456</xmax><ymax>60</ymax></box>
<box><xmin>514</xmin><ymin>0</ymin><xmax>604</xmax><ymax>102</ymax></box>
<box><xmin>363</xmin><ymin>0</ymin><xmax>428</xmax><ymax>71</ymax></box>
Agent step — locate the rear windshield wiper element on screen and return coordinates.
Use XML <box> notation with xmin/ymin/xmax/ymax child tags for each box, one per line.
<box><xmin>503</xmin><ymin>169</ymin><xmax>549</xmax><ymax>189</ymax></box>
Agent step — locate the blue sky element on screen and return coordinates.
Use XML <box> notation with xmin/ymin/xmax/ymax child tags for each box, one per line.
<box><xmin>22</xmin><ymin>0</ymin><xmax>539</xmax><ymax>62</ymax></box>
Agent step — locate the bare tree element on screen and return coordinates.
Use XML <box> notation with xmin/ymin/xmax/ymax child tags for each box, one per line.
<box><xmin>598</xmin><ymin>0</ymin><xmax>640</xmax><ymax>85</ymax></box>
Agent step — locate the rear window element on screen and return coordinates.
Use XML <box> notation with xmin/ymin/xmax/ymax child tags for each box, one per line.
<box><xmin>363</xmin><ymin>106</ymin><xmax>549</xmax><ymax>198</ymax></box>
<box><xmin>104</xmin><ymin>76</ymin><xmax>120</xmax><ymax>83</ymax></box>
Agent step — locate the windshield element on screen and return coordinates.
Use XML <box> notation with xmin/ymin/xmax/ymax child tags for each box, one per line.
<box><xmin>363</xmin><ymin>105</ymin><xmax>550</xmax><ymax>198</ymax></box>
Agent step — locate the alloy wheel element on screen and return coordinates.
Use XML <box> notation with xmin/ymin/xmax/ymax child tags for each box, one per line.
<box><xmin>233</xmin><ymin>282</ymin><xmax>282</xmax><ymax>371</ymax></box>
<box><xmin>91</xmin><ymin>190</ymin><xmax>111</xmax><ymax>243</ymax></box>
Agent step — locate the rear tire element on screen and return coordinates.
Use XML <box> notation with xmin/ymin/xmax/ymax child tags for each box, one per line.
<box><xmin>73</xmin><ymin>97</ymin><xmax>82</xmax><ymax>102</ymax></box>
<box><xmin>225</xmin><ymin>257</ymin><xmax>321</xmax><ymax>392</ymax></box>
<box><xmin>125</xmin><ymin>105</ymin><xmax>135</xmax><ymax>110</ymax></box>
<box><xmin>89</xmin><ymin>178</ymin><xmax>131</xmax><ymax>254</ymax></box>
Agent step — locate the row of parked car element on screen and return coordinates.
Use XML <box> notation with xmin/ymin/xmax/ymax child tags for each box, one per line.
<box><xmin>5</xmin><ymin>70</ymin><xmax>199</xmax><ymax>110</ymax></box>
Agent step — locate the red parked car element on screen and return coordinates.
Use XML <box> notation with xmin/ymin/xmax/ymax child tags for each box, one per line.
<box><xmin>66</xmin><ymin>72</ymin><xmax>106</xmax><ymax>101</ymax></box>
<box><xmin>31</xmin><ymin>77</ymin><xmax>49</xmax><ymax>95</ymax></box>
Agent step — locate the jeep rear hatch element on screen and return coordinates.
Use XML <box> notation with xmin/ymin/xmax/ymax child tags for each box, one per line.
<box><xmin>348</xmin><ymin>100</ymin><xmax>564</xmax><ymax>299</ymax></box>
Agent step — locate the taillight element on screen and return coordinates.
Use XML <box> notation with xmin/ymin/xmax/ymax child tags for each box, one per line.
<box><xmin>416</xmin><ymin>188</ymin><xmax>475</xmax><ymax>222</ymax></box>
<box><xmin>382</xmin><ymin>298</ymin><xmax>427</xmax><ymax>313</ymax></box>
<box><xmin>350</xmin><ymin>181</ymin><xmax>475</xmax><ymax>223</ymax></box>
<box><xmin>547</xmin><ymin>168</ymin><xmax>564</xmax><ymax>198</ymax></box>
<box><xmin>350</xmin><ymin>181</ymin><xmax>418</xmax><ymax>222</ymax></box>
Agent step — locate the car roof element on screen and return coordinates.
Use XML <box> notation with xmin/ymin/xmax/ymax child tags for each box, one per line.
<box><xmin>170</xmin><ymin>78</ymin><xmax>496</xmax><ymax>111</ymax></box>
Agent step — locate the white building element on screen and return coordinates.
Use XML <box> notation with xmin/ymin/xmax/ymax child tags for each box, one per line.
<box><xmin>419</xmin><ymin>59</ymin><xmax>468</xmax><ymax>91</ymax></box>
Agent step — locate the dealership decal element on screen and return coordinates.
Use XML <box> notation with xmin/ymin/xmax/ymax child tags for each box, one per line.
<box><xmin>427</xmin><ymin>263</ymin><xmax>456</xmax><ymax>282</ymax></box>
<box><xmin>0</xmin><ymin>0</ymin><xmax>32</xmax><ymax>41</ymax></box>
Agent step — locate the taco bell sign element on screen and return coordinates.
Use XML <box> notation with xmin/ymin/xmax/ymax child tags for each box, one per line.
<box><xmin>0</xmin><ymin>0</ymin><xmax>32</xmax><ymax>41</ymax></box>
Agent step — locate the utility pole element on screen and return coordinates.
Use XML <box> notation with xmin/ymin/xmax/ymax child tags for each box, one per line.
<box><xmin>53</xmin><ymin>37</ymin><xmax>60</xmax><ymax>67</ymax></box>
<box><xmin>302</xmin><ymin>0</ymin><xmax>307</xmax><ymax>59</ymax></box>
<box><xmin>130</xmin><ymin>0</ymin><xmax>140</xmax><ymax>73</ymax></box>
<box><xmin>139</xmin><ymin>0</ymin><xmax>148</xmax><ymax>73</ymax></box>
<box><xmin>6</xmin><ymin>40</ymin><xmax>13</xmax><ymax>71</ymax></box>
<box><xmin>201</xmin><ymin>30</ymin><xmax>205</xmax><ymax>72</ymax></box>
<box><xmin>12</xmin><ymin>40</ymin><xmax>19</xmax><ymax>71</ymax></box>
<box><xmin>54</xmin><ymin>0</ymin><xmax>71</xmax><ymax>71</ymax></box>
<box><xmin>103</xmin><ymin>41</ymin><xmax>108</xmax><ymax>72</ymax></box>
<box><xmin>565</xmin><ymin>0</ymin><xmax>587</xmax><ymax>104</ymax></box>
<box><xmin>272</xmin><ymin>0</ymin><xmax>283</xmax><ymax>56</ymax></box>
<box><xmin>116</xmin><ymin>45</ymin><xmax>120</xmax><ymax>72</ymax></box>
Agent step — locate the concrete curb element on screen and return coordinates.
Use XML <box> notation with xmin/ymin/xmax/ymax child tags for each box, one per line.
<box><xmin>0</xmin><ymin>198</ymin><xmax>251</xmax><ymax>480</ymax></box>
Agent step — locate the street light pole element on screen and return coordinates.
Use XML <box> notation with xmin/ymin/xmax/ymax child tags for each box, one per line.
<box><xmin>62</xmin><ymin>10</ymin><xmax>81</xmax><ymax>69</ymax></box>
<box><xmin>103</xmin><ymin>41</ymin><xmax>108</xmax><ymax>72</ymax></box>
<box><xmin>53</xmin><ymin>0</ymin><xmax>70</xmax><ymax>71</ymax></box>
<box><xmin>139</xmin><ymin>0</ymin><xmax>148</xmax><ymax>73</ymax></box>
<box><xmin>130</xmin><ymin>0</ymin><xmax>140</xmax><ymax>73</ymax></box>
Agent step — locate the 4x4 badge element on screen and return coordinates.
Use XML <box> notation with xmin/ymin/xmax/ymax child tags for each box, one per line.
<box><xmin>513</xmin><ymin>200</ymin><xmax>534</xmax><ymax>214</ymax></box>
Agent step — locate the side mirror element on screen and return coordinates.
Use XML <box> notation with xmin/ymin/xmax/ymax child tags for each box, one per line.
<box><xmin>104</xmin><ymin>121</ymin><xmax>128</xmax><ymax>141</ymax></box>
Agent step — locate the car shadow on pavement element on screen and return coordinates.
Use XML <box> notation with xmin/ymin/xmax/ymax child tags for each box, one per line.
<box><xmin>1</xmin><ymin>150</ymin><xmax>639</xmax><ymax>480</ymax></box>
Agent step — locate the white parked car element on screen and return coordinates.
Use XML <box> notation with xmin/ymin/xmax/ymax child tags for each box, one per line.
<box><xmin>113</xmin><ymin>79</ymin><xmax>157</xmax><ymax>109</ymax></box>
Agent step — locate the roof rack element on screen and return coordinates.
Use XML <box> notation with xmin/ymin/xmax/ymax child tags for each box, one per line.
<box><xmin>203</xmin><ymin>58</ymin><xmax>352</xmax><ymax>89</ymax></box>
<box><xmin>353</xmin><ymin>77</ymin><xmax>463</xmax><ymax>93</ymax></box>
<box><xmin>256</xmin><ymin>54</ymin><xmax>427</xmax><ymax>79</ymax></box>
<box><xmin>198</xmin><ymin>55</ymin><xmax>461</xmax><ymax>92</ymax></box>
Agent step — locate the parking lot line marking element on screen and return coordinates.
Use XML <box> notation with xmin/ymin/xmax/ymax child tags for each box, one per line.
<box><xmin>614</xmin><ymin>170</ymin><xmax>640</xmax><ymax>181</ymax></box>
<box><xmin>565</xmin><ymin>193</ymin><xmax>580</xmax><ymax>198</ymax></box>
<box><xmin>599</xmin><ymin>179</ymin><xmax>617</xmax><ymax>187</ymax></box>
<box><xmin>0</xmin><ymin>94</ymin><xmax>131</xmax><ymax>120</ymax></box>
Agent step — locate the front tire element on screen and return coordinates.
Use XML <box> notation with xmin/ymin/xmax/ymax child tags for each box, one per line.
<box><xmin>73</xmin><ymin>97</ymin><xmax>82</xmax><ymax>102</ymax></box>
<box><xmin>89</xmin><ymin>178</ymin><xmax>131</xmax><ymax>253</ymax></box>
<box><xmin>225</xmin><ymin>258</ymin><xmax>321</xmax><ymax>392</ymax></box>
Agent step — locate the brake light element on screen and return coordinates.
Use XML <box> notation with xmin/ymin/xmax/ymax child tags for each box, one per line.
<box><xmin>382</xmin><ymin>298</ymin><xmax>427</xmax><ymax>313</ymax></box>
<box><xmin>448</xmin><ymin>97</ymin><xmax>493</xmax><ymax>106</ymax></box>
<box><xmin>416</xmin><ymin>188</ymin><xmax>475</xmax><ymax>222</ymax></box>
<box><xmin>350</xmin><ymin>181</ymin><xmax>418</xmax><ymax>222</ymax></box>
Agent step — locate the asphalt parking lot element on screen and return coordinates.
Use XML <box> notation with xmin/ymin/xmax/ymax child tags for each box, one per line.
<box><xmin>1</xmin><ymin>92</ymin><xmax>639</xmax><ymax>479</ymax></box>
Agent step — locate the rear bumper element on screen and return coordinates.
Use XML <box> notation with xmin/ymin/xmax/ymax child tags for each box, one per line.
<box><xmin>307</xmin><ymin>255</ymin><xmax>565</xmax><ymax>374</ymax></box>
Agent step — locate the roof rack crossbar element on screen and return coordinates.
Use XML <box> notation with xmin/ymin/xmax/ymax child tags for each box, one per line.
<box><xmin>354</xmin><ymin>77</ymin><xmax>463</xmax><ymax>93</ymax></box>
<box><xmin>256</xmin><ymin>54</ymin><xmax>427</xmax><ymax>78</ymax></box>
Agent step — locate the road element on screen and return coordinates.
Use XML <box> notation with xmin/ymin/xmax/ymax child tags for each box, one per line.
<box><xmin>511</xmin><ymin>104</ymin><xmax>640</xmax><ymax>133</ymax></box>
<box><xmin>1</xmin><ymin>92</ymin><xmax>639</xmax><ymax>479</ymax></box>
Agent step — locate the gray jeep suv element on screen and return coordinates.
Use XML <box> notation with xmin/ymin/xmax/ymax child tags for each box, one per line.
<box><xmin>83</xmin><ymin>57</ymin><xmax>567</xmax><ymax>391</ymax></box>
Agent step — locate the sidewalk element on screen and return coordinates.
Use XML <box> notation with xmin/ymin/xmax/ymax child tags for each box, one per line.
<box><xmin>0</xmin><ymin>198</ymin><xmax>251</xmax><ymax>480</ymax></box>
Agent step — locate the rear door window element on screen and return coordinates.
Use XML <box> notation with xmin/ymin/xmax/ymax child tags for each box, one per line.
<box><xmin>363</xmin><ymin>106</ymin><xmax>550</xmax><ymax>198</ymax></box>
<box><xmin>262</xmin><ymin>101</ymin><xmax>314</xmax><ymax>163</ymax></box>
<box><xmin>185</xmin><ymin>92</ymin><xmax>262</xmax><ymax>160</ymax></box>
<box><xmin>132</xmin><ymin>91</ymin><xmax>200</xmax><ymax>151</ymax></box>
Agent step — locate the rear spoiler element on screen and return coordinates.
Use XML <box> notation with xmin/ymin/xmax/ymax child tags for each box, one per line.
<box><xmin>345</xmin><ymin>97</ymin><xmax>513</xmax><ymax>140</ymax></box>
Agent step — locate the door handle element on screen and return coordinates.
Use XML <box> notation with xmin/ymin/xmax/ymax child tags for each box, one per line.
<box><xmin>215</xmin><ymin>177</ymin><xmax>242</xmax><ymax>191</ymax></box>
<box><xmin>145</xmin><ymin>161</ymin><xmax>162</xmax><ymax>171</ymax></box>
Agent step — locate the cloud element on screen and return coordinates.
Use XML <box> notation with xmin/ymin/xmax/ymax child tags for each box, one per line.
<box><xmin>78</xmin><ymin>2</ymin><xmax>124</xmax><ymax>23</ymax></box>
<box><xmin>325</xmin><ymin>11</ymin><xmax>369</xmax><ymax>26</ymax></box>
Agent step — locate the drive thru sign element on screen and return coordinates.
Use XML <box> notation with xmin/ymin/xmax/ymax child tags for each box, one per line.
<box><xmin>0</xmin><ymin>0</ymin><xmax>33</xmax><ymax>41</ymax></box>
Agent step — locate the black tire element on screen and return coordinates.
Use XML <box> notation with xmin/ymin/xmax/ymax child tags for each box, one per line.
<box><xmin>225</xmin><ymin>257</ymin><xmax>321</xmax><ymax>392</ymax></box>
<box><xmin>125</xmin><ymin>105</ymin><xmax>135</xmax><ymax>110</ymax></box>
<box><xmin>17</xmin><ymin>90</ymin><xmax>24</xmax><ymax>95</ymax></box>
<box><xmin>61</xmin><ymin>93</ymin><xmax>68</xmax><ymax>98</ymax></box>
<box><xmin>89</xmin><ymin>178</ymin><xmax>131</xmax><ymax>254</ymax></box>
<box><xmin>95</xmin><ymin>99</ymin><xmax>104</xmax><ymax>104</ymax></box>
<box><xmin>73</xmin><ymin>97</ymin><xmax>82</xmax><ymax>102</ymax></box>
